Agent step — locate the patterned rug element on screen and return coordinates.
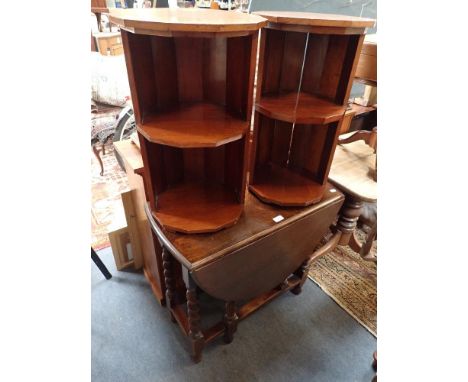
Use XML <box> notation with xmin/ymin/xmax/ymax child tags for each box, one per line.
<box><xmin>91</xmin><ymin>144</ymin><xmax>129</xmax><ymax>250</ymax></box>
<box><xmin>308</xmin><ymin>231</ymin><xmax>377</xmax><ymax>336</ymax></box>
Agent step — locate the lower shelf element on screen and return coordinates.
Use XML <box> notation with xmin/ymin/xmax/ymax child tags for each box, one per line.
<box><xmin>249</xmin><ymin>165</ymin><xmax>325</xmax><ymax>207</ymax></box>
<box><xmin>153</xmin><ymin>182</ymin><xmax>243</xmax><ymax>234</ymax></box>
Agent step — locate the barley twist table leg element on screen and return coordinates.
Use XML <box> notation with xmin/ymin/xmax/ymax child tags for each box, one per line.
<box><xmin>162</xmin><ymin>247</ymin><xmax>176</xmax><ymax>323</ymax></box>
<box><xmin>186</xmin><ymin>278</ymin><xmax>205</xmax><ymax>363</ymax></box>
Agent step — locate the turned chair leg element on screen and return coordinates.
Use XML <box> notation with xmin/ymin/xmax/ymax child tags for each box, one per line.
<box><xmin>223</xmin><ymin>301</ymin><xmax>238</xmax><ymax>344</ymax></box>
<box><xmin>92</xmin><ymin>145</ymin><xmax>104</xmax><ymax>176</ymax></box>
<box><xmin>162</xmin><ymin>247</ymin><xmax>176</xmax><ymax>323</ymax></box>
<box><xmin>186</xmin><ymin>275</ymin><xmax>205</xmax><ymax>363</ymax></box>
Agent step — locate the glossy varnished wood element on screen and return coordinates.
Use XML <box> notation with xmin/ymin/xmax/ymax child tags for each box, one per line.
<box><xmin>254</xmin><ymin>11</ymin><xmax>375</xmax><ymax>29</ymax></box>
<box><xmin>138</xmin><ymin>103</ymin><xmax>248</xmax><ymax>148</ymax></box>
<box><xmin>147</xmin><ymin>185</ymin><xmax>342</xmax><ymax>270</ymax></box>
<box><xmin>256</xmin><ymin>92</ymin><xmax>346</xmax><ymax>124</ymax></box>
<box><xmin>153</xmin><ymin>182</ymin><xmax>243</xmax><ymax>234</ymax></box>
<box><xmin>250</xmin><ymin>12</ymin><xmax>373</xmax><ymax>207</ymax></box>
<box><xmin>119</xmin><ymin>9</ymin><xmax>262</xmax><ymax>234</ymax></box>
<box><xmin>109</xmin><ymin>8</ymin><xmax>267</xmax><ymax>36</ymax></box>
<box><xmin>249</xmin><ymin>164</ymin><xmax>326</xmax><ymax>207</ymax></box>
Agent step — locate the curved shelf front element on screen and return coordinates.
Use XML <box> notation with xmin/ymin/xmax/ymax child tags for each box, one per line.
<box><xmin>249</xmin><ymin>164</ymin><xmax>325</xmax><ymax>207</ymax></box>
<box><xmin>138</xmin><ymin>103</ymin><xmax>248</xmax><ymax>148</ymax></box>
<box><xmin>256</xmin><ymin>92</ymin><xmax>346</xmax><ymax>125</ymax></box>
<box><xmin>153</xmin><ymin>182</ymin><xmax>243</xmax><ymax>234</ymax></box>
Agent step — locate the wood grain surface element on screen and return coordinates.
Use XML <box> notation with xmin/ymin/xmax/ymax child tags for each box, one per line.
<box><xmin>109</xmin><ymin>8</ymin><xmax>267</xmax><ymax>35</ymax></box>
<box><xmin>138</xmin><ymin>103</ymin><xmax>248</xmax><ymax>148</ymax></box>
<box><xmin>255</xmin><ymin>11</ymin><xmax>375</xmax><ymax>28</ymax></box>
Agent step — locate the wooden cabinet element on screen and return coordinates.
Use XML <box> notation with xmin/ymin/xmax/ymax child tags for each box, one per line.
<box><xmin>110</xmin><ymin>8</ymin><xmax>266</xmax><ymax>234</ymax></box>
<box><xmin>249</xmin><ymin>11</ymin><xmax>375</xmax><ymax>207</ymax></box>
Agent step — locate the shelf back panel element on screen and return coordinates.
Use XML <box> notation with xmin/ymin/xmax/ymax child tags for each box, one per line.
<box><xmin>289</xmin><ymin>122</ymin><xmax>339</xmax><ymax>184</ymax></box>
<box><xmin>144</xmin><ymin>141</ymin><xmax>246</xmax><ymax>203</ymax></box>
<box><xmin>254</xmin><ymin>114</ymin><xmax>293</xmax><ymax>170</ymax></box>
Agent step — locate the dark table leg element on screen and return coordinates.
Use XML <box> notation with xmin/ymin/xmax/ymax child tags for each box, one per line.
<box><xmin>91</xmin><ymin>248</ymin><xmax>112</xmax><ymax>280</ymax></box>
<box><xmin>186</xmin><ymin>275</ymin><xmax>205</xmax><ymax>363</ymax></box>
<box><xmin>223</xmin><ymin>301</ymin><xmax>238</xmax><ymax>344</ymax></box>
<box><xmin>162</xmin><ymin>247</ymin><xmax>177</xmax><ymax>323</ymax></box>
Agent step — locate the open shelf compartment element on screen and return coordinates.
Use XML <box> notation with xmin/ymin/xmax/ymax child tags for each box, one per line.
<box><xmin>119</xmin><ymin>17</ymin><xmax>259</xmax><ymax>233</ymax></box>
<box><xmin>249</xmin><ymin>17</ymin><xmax>368</xmax><ymax>207</ymax></box>
<box><xmin>249</xmin><ymin>112</ymin><xmax>340</xmax><ymax>207</ymax></box>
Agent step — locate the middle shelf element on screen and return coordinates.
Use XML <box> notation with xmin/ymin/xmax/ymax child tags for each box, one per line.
<box><xmin>138</xmin><ymin>102</ymin><xmax>249</xmax><ymax>148</ymax></box>
<box><xmin>256</xmin><ymin>92</ymin><xmax>347</xmax><ymax>125</ymax></box>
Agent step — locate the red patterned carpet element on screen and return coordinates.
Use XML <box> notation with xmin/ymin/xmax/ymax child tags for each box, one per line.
<box><xmin>91</xmin><ymin>144</ymin><xmax>129</xmax><ymax>250</ymax></box>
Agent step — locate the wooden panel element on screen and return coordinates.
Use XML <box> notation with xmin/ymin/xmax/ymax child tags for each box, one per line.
<box><xmin>162</xmin><ymin>146</ymin><xmax>183</xmax><ymax>187</ymax></box>
<box><xmin>121</xmin><ymin>190</ymin><xmax>144</xmax><ymax>269</ymax></box>
<box><xmin>279</xmin><ymin>31</ymin><xmax>307</xmax><ymax>93</ymax></box>
<box><xmin>319</xmin><ymin>35</ymin><xmax>349</xmax><ymax>102</ymax></box>
<box><xmin>226</xmin><ymin>35</ymin><xmax>251</xmax><ymax>119</ymax></box>
<box><xmin>261</xmin><ymin>29</ymin><xmax>285</xmax><ymax>95</ymax></box>
<box><xmin>254</xmin><ymin>113</ymin><xmax>274</xmax><ymax>169</ymax></box>
<box><xmin>203</xmin><ymin>37</ymin><xmax>227</xmax><ymax>106</ymax></box>
<box><xmin>289</xmin><ymin>124</ymin><xmax>327</xmax><ymax>179</ymax></box>
<box><xmin>183</xmin><ymin>149</ymin><xmax>205</xmax><ymax>183</ymax></box>
<box><xmin>224</xmin><ymin>138</ymin><xmax>245</xmax><ymax>198</ymax></box>
<box><xmin>335</xmin><ymin>34</ymin><xmax>364</xmax><ymax>104</ymax></box>
<box><xmin>270</xmin><ymin>120</ymin><xmax>292</xmax><ymax>167</ymax></box>
<box><xmin>191</xmin><ymin>196</ymin><xmax>342</xmax><ymax>301</ymax></box>
<box><xmin>151</xmin><ymin>36</ymin><xmax>179</xmax><ymax>112</ymax></box>
<box><xmin>204</xmin><ymin>145</ymin><xmax>226</xmax><ymax>185</ymax></box>
<box><xmin>175</xmin><ymin>37</ymin><xmax>204</xmax><ymax>103</ymax></box>
<box><xmin>121</xmin><ymin>31</ymin><xmax>157</xmax><ymax>124</ymax></box>
<box><xmin>301</xmin><ymin>34</ymin><xmax>329</xmax><ymax>95</ymax></box>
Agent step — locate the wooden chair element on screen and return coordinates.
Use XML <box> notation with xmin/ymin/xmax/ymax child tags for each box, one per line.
<box><xmin>329</xmin><ymin>128</ymin><xmax>377</xmax><ymax>260</ymax></box>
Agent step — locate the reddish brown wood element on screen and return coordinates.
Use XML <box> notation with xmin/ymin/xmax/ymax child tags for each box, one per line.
<box><xmin>256</xmin><ymin>92</ymin><xmax>346</xmax><ymax>124</ymax></box>
<box><xmin>249</xmin><ymin>163</ymin><xmax>326</xmax><ymax>207</ymax></box>
<box><xmin>145</xmin><ymin>184</ymin><xmax>344</xmax><ymax>362</ymax></box>
<box><xmin>119</xmin><ymin>10</ymin><xmax>263</xmax><ymax>234</ymax></box>
<box><xmin>153</xmin><ymin>182</ymin><xmax>243</xmax><ymax>234</ymax></box>
<box><xmin>137</xmin><ymin>103</ymin><xmax>248</xmax><ymax>148</ymax></box>
<box><xmin>250</xmin><ymin>12</ymin><xmax>373</xmax><ymax>207</ymax></box>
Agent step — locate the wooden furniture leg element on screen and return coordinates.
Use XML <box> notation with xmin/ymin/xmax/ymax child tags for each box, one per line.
<box><xmin>95</xmin><ymin>12</ymin><xmax>102</xmax><ymax>32</ymax></box>
<box><xmin>291</xmin><ymin>260</ymin><xmax>310</xmax><ymax>295</ymax></box>
<box><xmin>92</xmin><ymin>145</ymin><xmax>104</xmax><ymax>176</ymax></box>
<box><xmin>223</xmin><ymin>301</ymin><xmax>238</xmax><ymax>344</ymax></box>
<box><xmin>336</xmin><ymin>195</ymin><xmax>363</xmax><ymax>252</ymax></box>
<box><xmin>162</xmin><ymin>247</ymin><xmax>176</xmax><ymax>323</ymax></box>
<box><xmin>186</xmin><ymin>275</ymin><xmax>205</xmax><ymax>363</ymax></box>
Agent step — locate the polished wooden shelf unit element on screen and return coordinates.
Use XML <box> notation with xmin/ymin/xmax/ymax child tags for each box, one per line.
<box><xmin>111</xmin><ymin>8</ymin><xmax>266</xmax><ymax>233</ymax></box>
<box><xmin>249</xmin><ymin>11</ymin><xmax>374</xmax><ymax>207</ymax></box>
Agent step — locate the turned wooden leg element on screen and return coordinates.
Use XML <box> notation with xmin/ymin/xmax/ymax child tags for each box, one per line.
<box><xmin>186</xmin><ymin>276</ymin><xmax>205</xmax><ymax>363</ymax></box>
<box><xmin>336</xmin><ymin>195</ymin><xmax>363</xmax><ymax>251</ymax></box>
<box><xmin>92</xmin><ymin>145</ymin><xmax>104</xmax><ymax>176</ymax></box>
<box><xmin>291</xmin><ymin>259</ymin><xmax>312</xmax><ymax>295</ymax></box>
<box><xmin>95</xmin><ymin>12</ymin><xmax>102</xmax><ymax>32</ymax></box>
<box><xmin>162</xmin><ymin>247</ymin><xmax>176</xmax><ymax>323</ymax></box>
<box><xmin>223</xmin><ymin>301</ymin><xmax>238</xmax><ymax>344</ymax></box>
